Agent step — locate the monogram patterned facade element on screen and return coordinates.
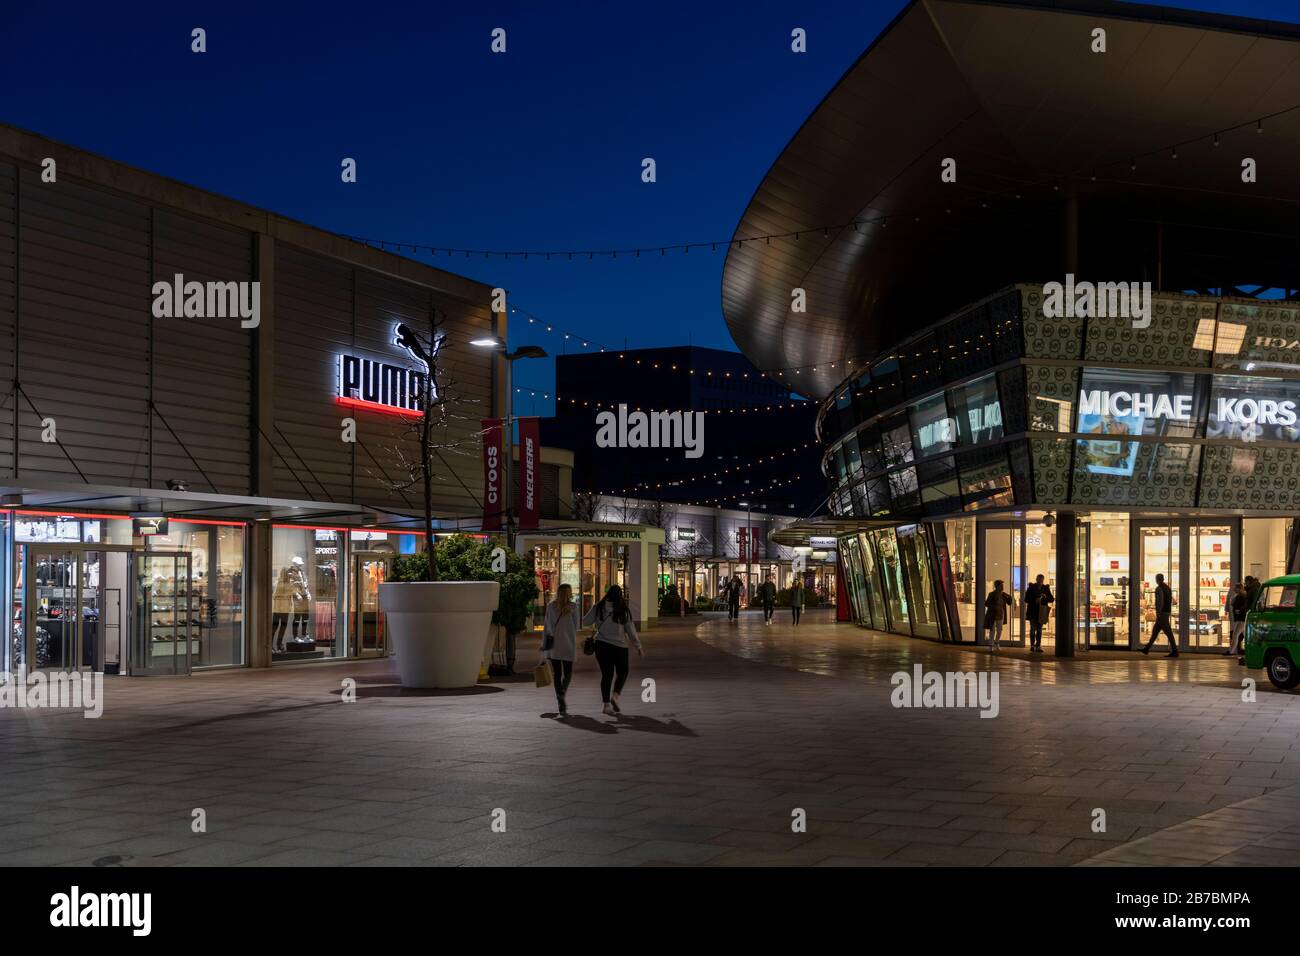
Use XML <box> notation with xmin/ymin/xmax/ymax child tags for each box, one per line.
<box><xmin>818</xmin><ymin>285</ymin><xmax>1300</xmax><ymax>520</ymax></box>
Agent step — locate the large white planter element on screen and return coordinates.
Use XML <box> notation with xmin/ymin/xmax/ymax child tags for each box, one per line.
<box><xmin>378</xmin><ymin>580</ymin><xmax>501</xmax><ymax>688</ymax></box>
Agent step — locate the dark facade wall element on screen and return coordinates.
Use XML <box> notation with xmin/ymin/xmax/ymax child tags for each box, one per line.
<box><xmin>0</xmin><ymin>156</ymin><xmax>495</xmax><ymax>516</ymax></box>
<box><xmin>272</xmin><ymin>248</ymin><xmax>494</xmax><ymax>514</ymax></box>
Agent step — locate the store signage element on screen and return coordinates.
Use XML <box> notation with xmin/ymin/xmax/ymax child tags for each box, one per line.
<box><xmin>1255</xmin><ymin>337</ymin><xmax>1300</xmax><ymax>350</ymax></box>
<box><xmin>518</xmin><ymin>417</ymin><xmax>540</xmax><ymax>531</ymax></box>
<box><xmin>335</xmin><ymin>325</ymin><xmax>442</xmax><ymax>416</ymax></box>
<box><xmin>1080</xmin><ymin>388</ymin><xmax>1298</xmax><ymax>427</ymax></box>
<box><xmin>133</xmin><ymin>517</ymin><xmax>168</xmax><ymax>536</ymax></box>
<box><xmin>1078</xmin><ymin>390</ymin><xmax>1194</xmax><ymax>421</ymax></box>
<box><xmin>676</xmin><ymin>528</ymin><xmax>697</xmax><ymax>541</ymax></box>
<box><xmin>481</xmin><ymin>419</ymin><xmax>504</xmax><ymax>531</ymax></box>
<box><xmin>809</xmin><ymin>536</ymin><xmax>838</xmax><ymax>548</ymax></box>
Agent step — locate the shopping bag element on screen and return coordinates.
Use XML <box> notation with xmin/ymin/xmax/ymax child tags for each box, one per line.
<box><xmin>534</xmin><ymin>663</ymin><xmax>552</xmax><ymax>688</ymax></box>
<box><xmin>1038</xmin><ymin>604</ymin><xmax>1051</xmax><ymax>625</ymax></box>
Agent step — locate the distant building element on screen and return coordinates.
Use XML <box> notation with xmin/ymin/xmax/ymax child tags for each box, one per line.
<box><xmin>540</xmin><ymin>345</ymin><xmax>825</xmax><ymax>515</ymax></box>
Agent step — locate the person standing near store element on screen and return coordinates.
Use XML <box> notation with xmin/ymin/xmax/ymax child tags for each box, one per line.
<box><xmin>759</xmin><ymin>573</ymin><xmax>777</xmax><ymax>626</ymax></box>
<box><xmin>1224</xmin><ymin>582</ymin><xmax>1248</xmax><ymax>659</ymax></box>
<box><xmin>726</xmin><ymin>575</ymin><xmax>743</xmax><ymax>622</ymax></box>
<box><xmin>1245</xmin><ymin>575</ymin><xmax>1261</xmax><ymax>613</ymax></box>
<box><xmin>984</xmin><ymin>579</ymin><xmax>1012</xmax><ymax>652</ymax></box>
<box><xmin>1141</xmin><ymin>572</ymin><xmax>1178</xmax><ymax>657</ymax></box>
<box><xmin>542</xmin><ymin>583</ymin><xmax>580</xmax><ymax>716</ymax></box>
<box><xmin>790</xmin><ymin>578</ymin><xmax>804</xmax><ymax>626</ymax></box>
<box><xmin>1023</xmin><ymin>574</ymin><xmax>1053</xmax><ymax>652</ymax></box>
<box><xmin>583</xmin><ymin>584</ymin><xmax>644</xmax><ymax>717</ymax></box>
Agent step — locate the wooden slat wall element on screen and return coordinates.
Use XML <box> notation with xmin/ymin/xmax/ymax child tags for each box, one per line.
<box><xmin>0</xmin><ymin>165</ymin><xmax>15</xmax><ymax>476</ymax></box>
<box><xmin>17</xmin><ymin>168</ymin><xmax>151</xmax><ymax>484</ymax></box>
<box><xmin>0</xmin><ymin>158</ymin><xmax>495</xmax><ymax>514</ymax></box>
<box><xmin>152</xmin><ymin>210</ymin><xmax>253</xmax><ymax>495</ymax></box>
<box><xmin>274</xmin><ymin>245</ymin><xmax>495</xmax><ymax>516</ymax></box>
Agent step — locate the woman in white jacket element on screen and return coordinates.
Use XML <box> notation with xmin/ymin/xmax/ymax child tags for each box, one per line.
<box><xmin>582</xmin><ymin>584</ymin><xmax>644</xmax><ymax>716</ymax></box>
<box><xmin>542</xmin><ymin>584</ymin><xmax>580</xmax><ymax>715</ymax></box>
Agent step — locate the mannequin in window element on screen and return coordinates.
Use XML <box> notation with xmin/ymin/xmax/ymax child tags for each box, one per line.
<box><xmin>288</xmin><ymin>555</ymin><xmax>312</xmax><ymax>642</ymax></box>
<box><xmin>272</xmin><ymin>566</ymin><xmax>294</xmax><ymax>652</ymax></box>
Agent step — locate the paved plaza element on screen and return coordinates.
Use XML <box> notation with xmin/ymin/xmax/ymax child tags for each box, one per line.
<box><xmin>3</xmin><ymin>609</ymin><xmax>1300</xmax><ymax>866</ymax></box>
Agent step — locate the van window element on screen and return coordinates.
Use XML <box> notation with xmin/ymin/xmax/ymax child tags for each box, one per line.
<box><xmin>1258</xmin><ymin>585</ymin><xmax>1299</xmax><ymax>611</ymax></box>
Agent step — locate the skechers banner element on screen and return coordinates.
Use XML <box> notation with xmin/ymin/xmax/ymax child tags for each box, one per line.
<box><xmin>518</xmin><ymin>416</ymin><xmax>540</xmax><ymax>531</ymax></box>
<box><xmin>481</xmin><ymin>419</ymin><xmax>503</xmax><ymax>531</ymax></box>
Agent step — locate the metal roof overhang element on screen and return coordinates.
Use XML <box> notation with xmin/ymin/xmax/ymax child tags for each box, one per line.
<box><xmin>0</xmin><ymin>481</ymin><xmax>468</xmax><ymax>531</ymax></box>
<box><xmin>721</xmin><ymin>0</ymin><xmax>1300</xmax><ymax>399</ymax></box>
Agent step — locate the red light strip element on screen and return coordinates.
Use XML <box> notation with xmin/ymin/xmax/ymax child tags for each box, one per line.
<box><xmin>335</xmin><ymin>395</ymin><xmax>422</xmax><ymax>418</ymax></box>
<box><xmin>14</xmin><ymin>509</ymin><xmax>246</xmax><ymax>527</ymax></box>
<box><xmin>272</xmin><ymin>523</ymin><xmax>421</xmax><ymax>536</ymax></box>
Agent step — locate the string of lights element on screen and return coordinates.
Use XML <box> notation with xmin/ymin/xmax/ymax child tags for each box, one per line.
<box><xmin>597</xmin><ymin>442</ymin><xmax>818</xmax><ymax>496</ymax></box>
<box><xmin>539</xmin><ymin>394</ymin><xmax>812</xmax><ymax>413</ymax></box>
<box><xmin>587</xmin><ymin>473</ymin><xmax>806</xmax><ymax>508</ymax></box>
<box><xmin>342</xmin><ymin>99</ymin><xmax>1300</xmax><ymax>267</ymax></box>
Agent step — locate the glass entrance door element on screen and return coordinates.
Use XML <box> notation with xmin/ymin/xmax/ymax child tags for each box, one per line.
<box><xmin>132</xmin><ymin>553</ymin><xmax>193</xmax><ymax>676</ymax></box>
<box><xmin>25</xmin><ymin>548</ymin><xmax>81</xmax><ymax>671</ymax></box>
<box><xmin>1135</xmin><ymin>524</ymin><xmax>1181</xmax><ymax>651</ymax></box>
<box><xmin>1190</xmin><ymin>524</ymin><xmax>1235</xmax><ymax>651</ymax></box>
<box><xmin>979</xmin><ymin>524</ymin><xmax>1024</xmax><ymax>645</ymax></box>
<box><xmin>350</xmin><ymin>552</ymin><xmax>392</xmax><ymax>657</ymax></box>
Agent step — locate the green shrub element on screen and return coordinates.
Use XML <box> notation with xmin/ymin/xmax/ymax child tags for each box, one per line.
<box><xmin>391</xmin><ymin>535</ymin><xmax>538</xmax><ymax>636</ymax></box>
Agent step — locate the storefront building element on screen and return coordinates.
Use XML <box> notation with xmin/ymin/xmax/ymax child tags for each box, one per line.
<box><xmin>812</xmin><ymin>285</ymin><xmax>1298</xmax><ymax>652</ymax></box>
<box><xmin>0</xmin><ymin>124</ymin><xmax>503</xmax><ymax>678</ymax></box>
<box><xmin>518</xmin><ymin>523</ymin><xmax>664</xmax><ymax>628</ymax></box>
<box><xmin>720</xmin><ymin>0</ymin><xmax>1300</xmax><ymax>657</ymax></box>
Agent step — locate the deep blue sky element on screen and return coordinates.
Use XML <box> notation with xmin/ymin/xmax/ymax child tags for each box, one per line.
<box><xmin>3</xmin><ymin>0</ymin><xmax>1297</xmax><ymax>414</ymax></box>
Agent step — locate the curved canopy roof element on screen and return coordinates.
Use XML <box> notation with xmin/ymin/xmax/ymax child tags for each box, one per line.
<box><xmin>721</xmin><ymin>0</ymin><xmax>1300</xmax><ymax>399</ymax></box>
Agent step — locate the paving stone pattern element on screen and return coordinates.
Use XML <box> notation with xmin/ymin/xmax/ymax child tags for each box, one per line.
<box><xmin>2</xmin><ymin>609</ymin><xmax>1298</xmax><ymax>866</ymax></box>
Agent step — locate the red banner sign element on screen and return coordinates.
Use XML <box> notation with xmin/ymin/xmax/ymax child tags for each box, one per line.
<box><xmin>481</xmin><ymin>419</ymin><xmax>503</xmax><ymax>531</ymax></box>
<box><xmin>517</xmin><ymin>416</ymin><xmax>541</xmax><ymax>531</ymax></box>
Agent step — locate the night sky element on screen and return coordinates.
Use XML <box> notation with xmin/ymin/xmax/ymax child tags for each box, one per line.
<box><xmin>4</xmin><ymin>0</ymin><xmax>1297</xmax><ymax>412</ymax></box>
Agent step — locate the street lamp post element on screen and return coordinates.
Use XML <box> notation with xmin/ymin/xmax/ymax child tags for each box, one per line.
<box><xmin>738</xmin><ymin>499</ymin><xmax>751</xmax><ymax>611</ymax></box>
<box><xmin>472</xmin><ymin>336</ymin><xmax>547</xmax><ymax>674</ymax></box>
<box><xmin>470</xmin><ymin>337</ymin><xmax>548</xmax><ymax>548</ymax></box>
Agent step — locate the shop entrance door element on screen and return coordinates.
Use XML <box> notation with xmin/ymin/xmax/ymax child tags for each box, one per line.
<box><xmin>977</xmin><ymin>523</ymin><xmax>1025</xmax><ymax>646</ymax></box>
<box><xmin>25</xmin><ymin>547</ymin><xmax>82</xmax><ymax>672</ymax></box>
<box><xmin>131</xmin><ymin>552</ymin><xmax>193</xmax><ymax>676</ymax></box>
<box><xmin>23</xmin><ymin>547</ymin><xmax>130</xmax><ymax>674</ymax></box>
<box><xmin>350</xmin><ymin>552</ymin><xmax>392</xmax><ymax>657</ymax></box>
<box><xmin>1134</xmin><ymin>523</ymin><xmax>1182</xmax><ymax>652</ymax></box>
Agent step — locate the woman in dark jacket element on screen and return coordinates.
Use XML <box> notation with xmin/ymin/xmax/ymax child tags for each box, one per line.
<box><xmin>582</xmin><ymin>585</ymin><xmax>644</xmax><ymax>716</ymax></box>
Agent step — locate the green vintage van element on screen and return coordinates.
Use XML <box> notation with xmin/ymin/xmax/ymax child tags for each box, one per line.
<box><xmin>1244</xmin><ymin>575</ymin><xmax>1300</xmax><ymax>689</ymax></box>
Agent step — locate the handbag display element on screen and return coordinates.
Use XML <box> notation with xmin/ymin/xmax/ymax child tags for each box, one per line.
<box><xmin>534</xmin><ymin>663</ymin><xmax>552</xmax><ymax>688</ymax></box>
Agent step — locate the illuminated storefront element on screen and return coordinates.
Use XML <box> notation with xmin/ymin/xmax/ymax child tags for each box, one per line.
<box><xmin>810</xmin><ymin>286</ymin><xmax>1300</xmax><ymax>653</ymax></box>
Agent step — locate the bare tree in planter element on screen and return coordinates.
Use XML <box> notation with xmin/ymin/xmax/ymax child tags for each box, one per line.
<box><xmin>382</xmin><ymin>310</ymin><xmax>476</xmax><ymax>576</ymax></box>
<box><xmin>570</xmin><ymin>490</ymin><xmax>607</xmax><ymax>523</ymax></box>
<box><xmin>370</xmin><ymin>309</ymin><xmax>500</xmax><ymax>689</ymax></box>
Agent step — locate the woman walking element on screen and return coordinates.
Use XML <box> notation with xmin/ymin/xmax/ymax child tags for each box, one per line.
<box><xmin>583</xmin><ymin>584</ymin><xmax>644</xmax><ymax>716</ymax></box>
<box><xmin>542</xmin><ymin>583</ymin><xmax>580</xmax><ymax>715</ymax></box>
<box><xmin>790</xmin><ymin>579</ymin><xmax>804</xmax><ymax>626</ymax></box>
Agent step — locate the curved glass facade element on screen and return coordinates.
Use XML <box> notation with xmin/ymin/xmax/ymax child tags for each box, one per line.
<box><xmin>820</xmin><ymin>286</ymin><xmax>1300</xmax><ymax>519</ymax></box>
<box><xmin>823</xmin><ymin>285</ymin><xmax>1300</xmax><ymax>653</ymax></box>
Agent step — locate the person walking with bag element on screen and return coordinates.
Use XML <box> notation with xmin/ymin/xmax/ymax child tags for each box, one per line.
<box><xmin>984</xmin><ymin>579</ymin><xmax>1012</xmax><ymax>652</ymax></box>
<box><xmin>541</xmin><ymin>583</ymin><xmax>580</xmax><ymax>716</ymax></box>
<box><xmin>790</xmin><ymin>578</ymin><xmax>804</xmax><ymax>626</ymax></box>
<box><xmin>726</xmin><ymin>576</ymin><xmax>743</xmax><ymax>622</ymax></box>
<box><xmin>1023</xmin><ymin>574</ymin><xmax>1053</xmax><ymax>652</ymax></box>
<box><xmin>583</xmin><ymin>584</ymin><xmax>644</xmax><ymax>717</ymax></box>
